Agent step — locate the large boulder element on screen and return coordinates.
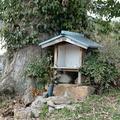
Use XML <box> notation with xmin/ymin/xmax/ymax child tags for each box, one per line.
<box><xmin>14</xmin><ymin>107</ymin><xmax>32</xmax><ymax>120</ymax></box>
<box><xmin>14</xmin><ymin>96</ymin><xmax>46</xmax><ymax>120</ymax></box>
<box><xmin>0</xmin><ymin>45</ymin><xmax>42</xmax><ymax>104</ymax></box>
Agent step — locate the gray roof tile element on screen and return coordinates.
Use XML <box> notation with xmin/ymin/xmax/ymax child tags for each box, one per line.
<box><xmin>39</xmin><ymin>30</ymin><xmax>101</xmax><ymax>49</ymax></box>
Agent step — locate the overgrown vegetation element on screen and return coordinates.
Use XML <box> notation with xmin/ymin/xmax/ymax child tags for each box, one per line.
<box><xmin>0</xmin><ymin>0</ymin><xmax>119</xmax><ymax>95</ymax></box>
<box><xmin>40</xmin><ymin>89</ymin><xmax>120</xmax><ymax>120</ymax></box>
<box><xmin>91</xmin><ymin>0</ymin><xmax>120</xmax><ymax>20</ymax></box>
<box><xmin>81</xmin><ymin>49</ymin><xmax>119</xmax><ymax>94</ymax></box>
<box><xmin>80</xmin><ymin>28</ymin><xmax>120</xmax><ymax>93</ymax></box>
<box><xmin>0</xmin><ymin>0</ymin><xmax>119</xmax><ymax>119</ymax></box>
<box><xmin>0</xmin><ymin>0</ymin><xmax>119</xmax><ymax>52</ymax></box>
<box><xmin>0</xmin><ymin>0</ymin><xmax>90</xmax><ymax>53</ymax></box>
<box><xmin>25</xmin><ymin>54</ymin><xmax>53</xmax><ymax>89</ymax></box>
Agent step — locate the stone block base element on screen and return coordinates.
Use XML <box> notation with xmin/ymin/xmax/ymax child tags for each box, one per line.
<box><xmin>53</xmin><ymin>84</ymin><xmax>95</xmax><ymax>100</ymax></box>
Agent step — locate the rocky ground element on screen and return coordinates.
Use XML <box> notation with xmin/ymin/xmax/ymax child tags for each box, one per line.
<box><xmin>0</xmin><ymin>95</ymin><xmax>74</xmax><ymax>120</ymax></box>
<box><xmin>0</xmin><ymin>82</ymin><xmax>95</xmax><ymax>120</ymax></box>
<box><xmin>0</xmin><ymin>98</ymin><xmax>14</xmax><ymax>120</ymax></box>
<box><xmin>40</xmin><ymin>89</ymin><xmax>120</xmax><ymax>120</ymax></box>
<box><xmin>0</xmin><ymin>89</ymin><xmax>120</xmax><ymax>120</ymax></box>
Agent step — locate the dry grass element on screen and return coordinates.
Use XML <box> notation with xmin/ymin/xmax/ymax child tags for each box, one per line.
<box><xmin>40</xmin><ymin>89</ymin><xmax>120</xmax><ymax>120</ymax></box>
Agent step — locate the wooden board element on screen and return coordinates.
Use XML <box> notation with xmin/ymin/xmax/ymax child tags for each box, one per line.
<box><xmin>65</xmin><ymin>44</ymin><xmax>82</xmax><ymax>67</ymax></box>
<box><xmin>56</xmin><ymin>43</ymin><xmax>82</xmax><ymax>68</ymax></box>
<box><xmin>57</xmin><ymin>44</ymin><xmax>66</xmax><ymax>67</ymax></box>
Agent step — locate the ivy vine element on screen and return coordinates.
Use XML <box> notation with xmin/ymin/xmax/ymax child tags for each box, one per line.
<box><xmin>0</xmin><ymin>0</ymin><xmax>90</xmax><ymax>52</ymax></box>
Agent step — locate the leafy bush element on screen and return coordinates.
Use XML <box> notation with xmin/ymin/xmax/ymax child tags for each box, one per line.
<box><xmin>80</xmin><ymin>50</ymin><xmax>119</xmax><ymax>94</ymax></box>
<box><xmin>25</xmin><ymin>54</ymin><xmax>53</xmax><ymax>88</ymax></box>
<box><xmin>0</xmin><ymin>0</ymin><xmax>89</xmax><ymax>53</ymax></box>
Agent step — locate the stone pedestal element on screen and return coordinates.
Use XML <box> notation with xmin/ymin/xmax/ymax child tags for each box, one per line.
<box><xmin>53</xmin><ymin>84</ymin><xmax>95</xmax><ymax>100</ymax></box>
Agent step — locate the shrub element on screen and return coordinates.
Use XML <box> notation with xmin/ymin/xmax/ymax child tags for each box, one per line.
<box><xmin>25</xmin><ymin>54</ymin><xmax>53</xmax><ymax>89</ymax></box>
<box><xmin>80</xmin><ymin>50</ymin><xmax>119</xmax><ymax>94</ymax></box>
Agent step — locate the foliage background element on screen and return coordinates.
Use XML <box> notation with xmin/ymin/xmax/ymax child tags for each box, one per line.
<box><xmin>0</xmin><ymin>0</ymin><xmax>119</xmax><ymax>92</ymax></box>
<box><xmin>0</xmin><ymin>0</ymin><xmax>90</xmax><ymax>52</ymax></box>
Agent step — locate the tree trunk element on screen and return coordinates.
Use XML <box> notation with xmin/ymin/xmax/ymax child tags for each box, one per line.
<box><xmin>0</xmin><ymin>45</ymin><xmax>42</xmax><ymax>104</ymax></box>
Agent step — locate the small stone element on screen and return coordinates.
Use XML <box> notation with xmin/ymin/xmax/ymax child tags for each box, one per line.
<box><xmin>58</xmin><ymin>74</ymin><xmax>72</xmax><ymax>83</ymax></box>
<box><xmin>31</xmin><ymin>96</ymin><xmax>46</xmax><ymax>108</ymax></box>
<box><xmin>49</xmin><ymin>106</ymin><xmax>55</xmax><ymax>113</ymax></box>
<box><xmin>43</xmin><ymin>92</ymin><xmax>48</xmax><ymax>98</ymax></box>
<box><xmin>53</xmin><ymin>97</ymin><xmax>72</xmax><ymax>105</ymax></box>
<box><xmin>47</xmin><ymin>100</ymin><xmax>55</xmax><ymax>107</ymax></box>
<box><xmin>54</xmin><ymin>104</ymin><xmax>67</xmax><ymax>109</ymax></box>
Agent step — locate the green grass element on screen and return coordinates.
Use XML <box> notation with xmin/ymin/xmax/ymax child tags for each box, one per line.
<box><xmin>40</xmin><ymin>89</ymin><xmax>120</xmax><ymax>120</ymax></box>
<box><xmin>39</xmin><ymin>104</ymin><xmax>49</xmax><ymax>120</ymax></box>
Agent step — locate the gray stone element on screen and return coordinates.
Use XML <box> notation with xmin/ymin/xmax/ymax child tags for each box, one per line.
<box><xmin>14</xmin><ymin>96</ymin><xmax>74</xmax><ymax>119</ymax></box>
<box><xmin>0</xmin><ymin>63</ymin><xmax>3</xmax><ymax>71</ymax></box>
<box><xmin>48</xmin><ymin>106</ymin><xmax>55</xmax><ymax>113</ymax></box>
<box><xmin>31</xmin><ymin>96</ymin><xmax>47</xmax><ymax>108</ymax></box>
<box><xmin>53</xmin><ymin>97</ymin><xmax>72</xmax><ymax>105</ymax></box>
<box><xmin>58</xmin><ymin>74</ymin><xmax>72</xmax><ymax>83</ymax></box>
<box><xmin>42</xmin><ymin>92</ymin><xmax>48</xmax><ymax>98</ymax></box>
<box><xmin>46</xmin><ymin>96</ymin><xmax>72</xmax><ymax>105</ymax></box>
<box><xmin>14</xmin><ymin>107</ymin><xmax>32</xmax><ymax>120</ymax></box>
<box><xmin>22</xmin><ymin>78</ymin><xmax>36</xmax><ymax>105</ymax></box>
<box><xmin>47</xmin><ymin>100</ymin><xmax>55</xmax><ymax>107</ymax></box>
<box><xmin>14</xmin><ymin>96</ymin><xmax>46</xmax><ymax>119</ymax></box>
<box><xmin>0</xmin><ymin>76</ymin><xmax>15</xmax><ymax>95</ymax></box>
<box><xmin>46</xmin><ymin>96</ymin><xmax>73</xmax><ymax>112</ymax></box>
<box><xmin>30</xmin><ymin>96</ymin><xmax>46</xmax><ymax>118</ymax></box>
<box><xmin>53</xmin><ymin>104</ymin><xmax>70</xmax><ymax>109</ymax></box>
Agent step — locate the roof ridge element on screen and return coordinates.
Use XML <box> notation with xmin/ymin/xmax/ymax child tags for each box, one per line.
<box><xmin>39</xmin><ymin>30</ymin><xmax>101</xmax><ymax>49</ymax></box>
<box><xmin>61</xmin><ymin>30</ymin><xmax>84</xmax><ymax>37</ymax></box>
